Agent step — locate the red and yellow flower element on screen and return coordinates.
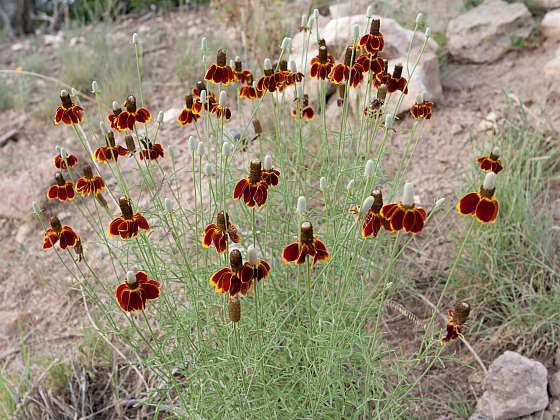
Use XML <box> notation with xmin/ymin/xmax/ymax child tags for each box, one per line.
<box><xmin>361</xmin><ymin>189</ymin><xmax>388</xmax><ymax>238</ymax></box>
<box><xmin>456</xmin><ymin>173</ymin><xmax>499</xmax><ymax>224</ymax></box>
<box><xmin>355</xmin><ymin>52</ymin><xmax>385</xmax><ymax>75</ymax></box>
<box><xmin>76</xmin><ymin>165</ymin><xmax>105</xmax><ymax>197</ymax></box>
<box><xmin>53</xmin><ymin>152</ymin><xmax>77</xmax><ymax>170</ymax></box>
<box><xmin>116</xmin><ymin>95</ymin><xmax>152</xmax><ymax>131</ymax></box>
<box><xmin>291</xmin><ymin>94</ymin><xmax>314</xmax><ymax>120</ymax></box>
<box><xmin>261</xmin><ymin>157</ymin><xmax>280</xmax><ymax>187</ymax></box>
<box><xmin>358</xmin><ymin>18</ymin><xmax>384</xmax><ymax>55</ymax></box>
<box><xmin>240</xmin><ymin>79</ymin><xmax>263</xmax><ymax>100</ymax></box>
<box><xmin>233</xmin><ymin>161</ymin><xmax>269</xmax><ymax>208</ymax></box>
<box><xmin>386</xmin><ymin>64</ymin><xmax>408</xmax><ymax>94</ymax></box>
<box><xmin>192</xmin><ymin>81</ymin><xmax>217</xmax><ymax>113</ymax></box>
<box><xmin>233</xmin><ymin>57</ymin><xmax>253</xmax><ymax>84</ymax></box>
<box><xmin>329</xmin><ymin>46</ymin><xmax>365</xmax><ymax>88</ymax></box>
<box><xmin>209</xmin><ymin>249</ymin><xmax>254</xmax><ymax>297</ymax></box>
<box><xmin>115</xmin><ymin>271</ymin><xmax>160</xmax><ymax>312</ymax></box>
<box><xmin>43</xmin><ymin>216</ymin><xmax>79</xmax><ymax>250</ymax></box>
<box><xmin>239</xmin><ymin>246</ymin><xmax>271</xmax><ymax>296</ymax></box>
<box><xmin>363</xmin><ymin>85</ymin><xmax>387</xmax><ymax>118</ymax></box>
<box><xmin>477</xmin><ymin>147</ymin><xmax>503</xmax><ymax>174</ymax></box>
<box><xmin>410</xmin><ymin>99</ymin><xmax>433</xmax><ymax>120</ymax></box>
<box><xmin>274</xmin><ymin>60</ymin><xmax>303</xmax><ymax>91</ymax></box>
<box><xmin>202</xmin><ymin>211</ymin><xmax>240</xmax><ymax>253</ymax></box>
<box><xmin>47</xmin><ymin>172</ymin><xmax>75</xmax><ymax>202</ymax></box>
<box><xmin>107</xmin><ymin>102</ymin><xmax>124</xmax><ymax>132</ymax></box>
<box><xmin>139</xmin><ymin>138</ymin><xmax>165</xmax><ymax>161</ymax></box>
<box><xmin>310</xmin><ymin>41</ymin><xmax>335</xmax><ymax>80</ymax></box>
<box><xmin>53</xmin><ymin>90</ymin><xmax>84</xmax><ymax>126</ymax></box>
<box><xmin>381</xmin><ymin>183</ymin><xmax>427</xmax><ymax>233</ymax></box>
<box><xmin>108</xmin><ymin>196</ymin><xmax>150</xmax><ymax>240</ymax></box>
<box><xmin>440</xmin><ymin>302</ymin><xmax>470</xmax><ymax>345</ymax></box>
<box><xmin>93</xmin><ymin>131</ymin><xmax>128</xmax><ymax>163</ymax></box>
<box><xmin>282</xmin><ymin>221</ymin><xmax>329</xmax><ymax>266</ymax></box>
<box><xmin>177</xmin><ymin>94</ymin><xmax>200</xmax><ymax>125</ymax></box>
<box><xmin>205</xmin><ymin>49</ymin><xmax>235</xmax><ymax>86</ymax></box>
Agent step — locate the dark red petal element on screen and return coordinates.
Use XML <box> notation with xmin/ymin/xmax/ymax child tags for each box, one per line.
<box><xmin>390</xmin><ymin>208</ymin><xmax>405</xmax><ymax>231</ymax></box>
<box><xmin>457</xmin><ymin>192</ymin><xmax>480</xmax><ymax>215</ymax></box>
<box><xmin>142</xmin><ymin>280</ymin><xmax>160</xmax><ymax>300</ymax></box>
<box><xmin>282</xmin><ymin>242</ymin><xmax>300</xmax><ymax>263</ymax></box>
<box><xmin>475</xmin><ymin>198</ymin><xmax>498</xmax><ymax>223</ymax></box>
<box><xmin>233</xmin><ymin>178</ymin><xmax>248</xmax><ymax>200</ymax></box>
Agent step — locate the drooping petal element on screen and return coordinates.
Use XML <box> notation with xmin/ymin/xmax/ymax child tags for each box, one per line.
<box><xmin>142</xmin><ymin>280</ymin><xmax>160</xmax><ymax>300</ymax></box>
<box><xmin>282</xmin><ymin>241</ymin><xmax>301</xmax><ymax>263</ymax></box>
<box><xmin>389</xmin><ymin>207</ymin><xmax>405</xmax><ymax>231</ymax></box>
<box><xmin>402</xmin><ymin>210</ymin><xmax>417</xmax><ymax>233</ymax></box>
<box><xmin>233</xmin><ymin>178</ymin><xmax>249</xmax><ymax>200</ymax></box>
<box><xmin>108</xmin><ymin>217</ymin><xmax>123</xmax><ymax>236</ymax></box>
<box><xmin>457</xmin><ymin>192</ymin><xmax>481</xmax><ymax>215</ymax></box>
<box><xmin>202</xmin><ymin>225</ymin><xmax>217</xmax><ymax>248</ymax></box>
<box><xmin>475</xmin><ymin>198</ymin><xmax>499</xmax><ymax>223</ymax></box>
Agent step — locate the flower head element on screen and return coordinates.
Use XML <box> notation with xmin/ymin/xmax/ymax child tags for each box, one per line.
<box><xmin>115</xmin><ymin>271</ymin><xmax>160</xmax><ymax>312</ymax></box>
<box><xmin>240</xmin><ymin>245</ymin><xmax>271</xmax><ymax>295</ymax></box>
<box><xmin>282</xmin><ymin>221</ymin><xmax>329</xmax><ymax>265</ymax></box>
<box><xmin>233</xmin><ymin>161</ymin><xmax>269</xmax><ymax>208</ymax></box>
<box><xmin>93</xmin><ymin>131</ymin><xmax>128</xmax><ymax>163</ymax></box>
<box><xmin>139</xmin><ymin>138</ymin><xmax>165</xmax><ymax>161</ymax></box>
<box><xmin>116</xmin><ymin>95</ymin><xmax>152</xmax><ymax>131</ymax></box>
<box><xmin>233</xmin><ymin>57</ymin><xmax>253</xmax><ymax>84</ymax></box>
<box><xmin>43</xmin><ymin>216</ymin><xmax>80</xmax><ymax>250</ymax></box>
<box><xmin>76</xmin><ymin>165</ymin><xmax>105</xmax><ymax>197</ymax></box>
<box><xmin>53</xmin><ymin>150</ymin><xmax>78</xmax><ymax>170</ymax></box>
<box><xmin>202</xmin><ymin>211</ymin><xmax>240</xmax><ymax>253</ymax></box>
<box><xmin>256</xmin><ymin>58</ymin><xmax>278</xmax><ymax>93</ymax></box>
<box><xmin>440</xmin><ymin>302</ymin><xmax>470</xmax><ymax>345</ymax></box>
<box><xmin>410</xmin><ymin>98</ymin><xmax>433</xmax><ymax>120</ymax></box>
<box><xmin>47</xmin><ymin>172</ymin><xmax>75</xmax><ymax>202</ymax></box>
<box><xmin>329</xmin><ymin>46</ymin><xmax>364</xmax><ymax>88</ymax></box>
<box><xmin>54</xmin><ymin>90</ymin><xmax>84</xmax><ymax>126</ymax></box>
<box><xmin>108</xmin><ymin>196</ymin><xmax>150</xmax><ymax>240</ymax></box>
<box><xmin>456</xmin><ymin>173</ymin><xmax>499</xmax><ymax>223</ymax></box>
<box><xmin>205</xmin><ymin>49</ymin><xmax>235</xmax><ymax>86</ymax></box>
<box><xmin>358</xmin><ymin>18</ymin><xmax>384</xmax><ymax>55</ymax></box>
<box><xmin>108</xmin><ymin>101</ymin><xmax>123</xmax><ymax>131</ymax></box>
<box><xmin>177</xmin><ymin>94</ymin><xmax>201</xmax><ymax>125</ymax></box>
<box><xmin>477</xmin><ymin>147</ymin><xmax>503</xmax><ymax>174</ymax></box>
<box><xmin>291</xmin><ymin>93</ymin><xmax>314</xmax><ymax>120</ymax></box>
<box><xmin>209</xmin><ymin>249</ymin><xmax>254</xmax><ymax>297</ymax></box>
<box><xmin>310</xmin><ymin>41</ymin><xmax>335</xmax><ymax>80</ymax></box>
<box><xmin>361</xmin><ymin>189</ymin><xmax>389</xmax><ymax>238</ymax></box>
<box><xmin>240</xmin><ymin>79</ymin><xmax>264</xmax><ymax>100</ymax></box>
<box><xmin>381</xmin><ymin>183</ymin><xmax>427</xmax><ymax>233</ymax></box>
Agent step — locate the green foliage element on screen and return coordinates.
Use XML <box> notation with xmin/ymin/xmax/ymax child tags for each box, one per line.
<box><xmin>0</xmin><ymin>78</ymin><xmax>14</xmax><ymax>110</ymax></box>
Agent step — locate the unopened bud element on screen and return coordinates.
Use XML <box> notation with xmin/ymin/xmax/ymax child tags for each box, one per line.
<box><xmin>187</xmin><ymin>136</ymin><xmax>197</xmax><ymax>153</ymax></box>
<box><xmin>296</xmin><ymin>196</ymin><xmax>307</xmax><ymax>213</ymax></box>
<box><xmin>203</xmin><ymin>162</ymin><xmax>214</xmax><ymax>176</ymax></box>
<box><xmin>416</xmin><ymin>13</ymin><xmax>423</xmax><ymax>25</ymax></box>
<box><xmin>157</xmin><ymin>111</ymin><xmax>164</xmax><ymax>123</ymax></box>
<box><xmin>385</xmin><ymin>113</ymin><xmax>394</xmax><ymax>128</ymax></box>
<box><xmin>219</xmin><ymin>90</ymin><xmax>227</xmax><ymax>106</ymax></box>
<box><xmin>112</xmin><ymin>101</ymin><xmax>119</xmax><ymax>111</ymax></box>
<box><xmin>313</xmin><ymin>8</ymin><xmax>319</xmax><ymax>19</ymax></box>
<box><xmin>346</xmin><ymin>179</ymin><xmax>355</xmax><ymax>191</ymax></box>
<box><xmin>71</xmin><ymin>88</ymin><xmax>78</xmax><ymax>97</ymax></box>
<box><xmin>32</xmin><ymin>201</ymin><xmax>42</xmax><ymax>215</ymax></box>
<box><xmin>164</xmin><ymin>198</ymin><xmax>173</xmax><ymax>212</ymax></box>
<box><xmin>367</xmin><ymin>6</ymin><xmax>374</xmax><ymax>18</ymax></box>
<box><xmin>360</xmin><ymin>195</ymin><xmax>375</xmax><ymax>218</ymax></box>
<box><xmin>264</xmin><ymin>154</ymin><xmax>272</xmax><ymax>170</ymax></box>
<box><xmin>132</xmin><ymin>33</ymin><xmax>139</xmax><ymax>45</ymax></box>
<box><xmin>264</xmin><ymin>58</ymin><xmax>272</xmax><ymax>70</ymax></box>
<box><xmin>197</xmin><ymin>142</ymin><xmax>205</xmax><ymax>156</ymax></box>
<box><xmin>307</xmin><ymin>14</ymin><xmax>315</xmax><ymax>28</ymax></box>
<box><xmin>281</xmin><ymin>37</ymin><xmax>292</xmax><ymax>51</ymax></box>
<box><xmin>301</xmin><ymin>15</ymin><xmax>307</xmax><ymax>27</ymax></box>
<box><xmin>483</xmin><ymin>172</ymin><xmax>496</xmax><ymax>190</ymax></box>
<box><xmin>289</xmin><ymin>60</ymin><xmax>297</xmax><ymax>72</ymax></box>
<box><xmin>425</xmin><ymin>27</ymin><xmax>431</xmax><ymax>38</ymax></box>
<box><xmin>247</xmin><ymin>245</ymin><xmax>259</xmax><ymax>265</ymax></box>
<box><xmin>91</xmin><ymin>81</ymin><xmax>98</xmax><ymax>93</ymax></box>
<box><xmin>222</xmin><ymin>141</ymin><xmax>232</xmax><ymax>156</ymax></box>
<box><xmin>167</xmin><ymin>145</ymin><xmax>174</xmax><ymax>157</ymax></box>
<box><xmin>402</xmin><ymin>182</ymin><xmax>415</xmax><ymax>207</ymax></box>
<box><xmin>319</xmin><ymin>177</ymin><xmax>328</xmax><ymax>191</ymax></box>
<box><xmin>364</xmin><ymin>159</ymin><xmax>374</xmax><ymax>177</ymax></box>
<box><xmin>296</xmin><ymin>84</ymin><xmax>303</xmax><ymax>99</ymax></box>
<box><xmin>353</xmin><ymin>25</ymin><xmax>360</xmax><ymax>39</ymax></box>
<box><xmin>200</xmin><ymin>90</ymin><xmax>207</xmax><ymax>104</ymax></box>
<box><xmin>433</xmin><ymin>197</ymin><xmax>446</xmax><ymax>210</ymax></box>
<box><xmin>201</xmin><ymin>37</ymin><xmax>207</xmax><ymax>52</ymax></box>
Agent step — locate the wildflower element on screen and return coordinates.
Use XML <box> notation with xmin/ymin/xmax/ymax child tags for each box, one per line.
<box><xmin>261</xmin><ymin>154</ymin><xmax>280</xmax><ymax>187</ymax></box>
<box><xmin>76</xmin><ymin>165</ymin><xmax>105</xmax><ymax>197</ymax></box>
<box><xmin>115</xmin><ymin>271</ymin><xmax>160</xmax><ymax>312</ymax></box>
<box><xmin>257</xmin><ymin>58</ymin><xmax>278</xmax><ymax>93</ymax></box>
<box><xmin>358</xmin><ymin>18</ymin><xmax>384</xmax><ymax>55</ymax></box>
<box><xmin>296</xmin><ymin>195</ymin><xmax>307</xmax><ymax>214</ymax></box>
<box><xmin>233</xmin><ymin>57</ymin><xmax>253</xmax><ymax>84</ymax></box>
<box><xmin>233</xmin><ymin>160</ymin><xmax>269</xmax><ymax>208</ymax></box>
<box><xmin>310</xmin><ymin>41</ymin><xmax>335</xmax><ymax>80</ymax></box>
<box><xmin>139</xmin><ymin>138</ymin><xmax>165</xmax><ymax>161</ymax></box>
<box><xmin>410</xmin><ymin>96</ymin><xmax>433</xmax><ymax>120</ymax></box>
<box><xmin>93</xmin><ymin>131</ymin><xmax>128</xmax><ymax>163</ymax></box>
<box><xmin>381</xmin><ymin>183</ymin><xmax>427</xmax><ymax>233</ymax></box>
<box><xmin>108</xmin><ymin>196</ymin><xmax>150</xmax><ymax>240</ymax></box>
<box><xmin>54</xmin><ymin>90</ymin><xmax>84</xmax><ymax>125</ymax></box>
<box><xmin>440</xmin><ymin>302</ymin><xmax>470</xmax><ymax>345</ymax></box>
<box><xmin>202</xmin><ymin>211</ymin><xmax>240</xmax><ymax>253</ymax></box>
<box><xmin>361</xmin><ymin>189</ymin><xmax>388</xmax><ymax>238</ymax></box>
<box><xmin>240</xmin><ymin>245</ymin><xmax>271</xmax><ymax>295</ymax></box>
<box><xmin>53</xmin><ymin>151</ymin><xmax>78</xmax><ymax>170</ymax></box>
<box><xmin>209</xmin><ymin>249</ymin><xmax>254</xmax><ymax>297</ymax></box>
<box><xmin>356</xmin><ymin>52</ymin><xmax>385</xmax><ymax>75</ymax></box>
<box><xmin>291</xmin><ymin>94</ymin><xmax>314</xmax><ymax>120</ymax></box>
<box><xmin>47</xmin><ymin>172</ymin><xmax>75</xmax><ymax>202</ymax></box>
<box><xmin>386</xmin><ymin>64</ymin><xmax>408</xmax><ymax>94</ymax></box>
<box><xmin>477</xmin><ymin>146</ymin><xmax>503</xmax><ymax>174</ymax></box>
<box><xmin>116</xmin><ymin>95</ymin><xmax>152</xmax><ymax>131</ymax></box>
<box><xmin>283</xmin><ymin>221</ymin><xmax>329</xmax><ymax>266</ymax></box>
<box><xmin>275</xmin><ymin>60</ymin><xmax>302</xmax><ymax>90</ymax></box>
<box><xmin>107</xmin><ymin>101</ymin><xmax>123</xmax><ymax>131</ymax></box>
<box><xmin>329</xmin><ymin>46</ymin><xmax>364</xmax><ymax>88</ymax></box>
<box><xmin>43</xmin><ymin>216</ymin><xmax>80</xmax><ymax>250</ymax></box>
<box><xmin>456</xmin><ymin>172</ymin><xmax>499</xmax><ymax>223</ymax></box>
<box><xmin>177</xmin><ymin>94</ymin><xmax>200</xmax><ymax>125</ymax></box>
<box><xmin>205</xmin><ymin>49</ymin><xmax>235</xmax><ymax>86</ymax></box>
<box><xmin>192</xmin><ymin>81</ymin><xmax>217</xmax><ymax>113</ymax></box>
<box><xmin>240</xmin><ymin>78</ymin><xmax>263</xmax><ymax>100</ymax></box>
<box><xmin>214</xmin><ymin>91</ymin><xmax>232</xmax><ymax>120</ymax></box>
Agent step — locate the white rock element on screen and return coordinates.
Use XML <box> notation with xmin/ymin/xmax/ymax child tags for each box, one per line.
<box><xmin>549</xmin><ymin>371</ymin><xmax>560</xmax><ymax>397</ymax></box>
<box><xmin>44</xmin><ymin>32</ymin><xmax>65</xmax><ymax>47</ymax></box>
<box><xmin>541</xmin><ymin>9</ymin><xmax>560</xmax><ymax>39</ymax></box>
<box><xmin>534</xmin><ymin>0</ymin><xmax>560</xmax><ymax>9</ymax></box>
<box><xmin>544</xmin><ymin>55</ymin><xmax>560</xmax><ymax>78</ymax></box>
<box><xmin>163</xmin><ymin>107</ymin><xmax>181</xmax><ymax>124</ymax></box>
<box><xmin>447</xmin><ymin>0</ymin><xmax>534</xmax><ymax>63</ymax></box>
<box><xmin>476</xmin><ymin>351</ymin><xmax>549</xmax><ymax>420</ymax></box>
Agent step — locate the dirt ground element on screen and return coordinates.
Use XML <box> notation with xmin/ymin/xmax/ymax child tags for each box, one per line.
<box><xmin>1</xmin><ymin>1</ymin><xmax>559</xmax><ymax>417</ymax></box>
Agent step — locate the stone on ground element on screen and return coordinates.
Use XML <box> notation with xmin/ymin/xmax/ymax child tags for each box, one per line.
<box><xmin>541</xmin><ymin>9</ymin><xmax>560</xmax><ymax>40</ymax></box>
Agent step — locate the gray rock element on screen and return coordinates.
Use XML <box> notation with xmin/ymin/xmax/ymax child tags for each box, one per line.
<box><xmin>544</xmin><ymin>49</ymin><xmax>560</xmax><ymax>79</ymax></box>
<box><xmin>447</xmin><ymin>0</ymin><xmax>534</xmax><ymax>63</ymax></box>
<box><xmin>476</xmin><ymin>351</ymin><xmax>549</xmax><ymax>420</ymax></box>
<box><xmin>549</xmin><ymin>399</ymin><xmax>560</xmax><ymax>416</ymax></box>
<box><xmin>541</xmin><ymin>9</ymin><xmax>560</xmax><ymax>40</ymax></box>
<box><xmin>550</xmin><ymin>371</ymin><xmax>560</xmax><ymax>397</ymax></box>
<box><xmin>534</xmin><ymin>0</ymin><xmax>560</xmax><ymax>9</ymax></box>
